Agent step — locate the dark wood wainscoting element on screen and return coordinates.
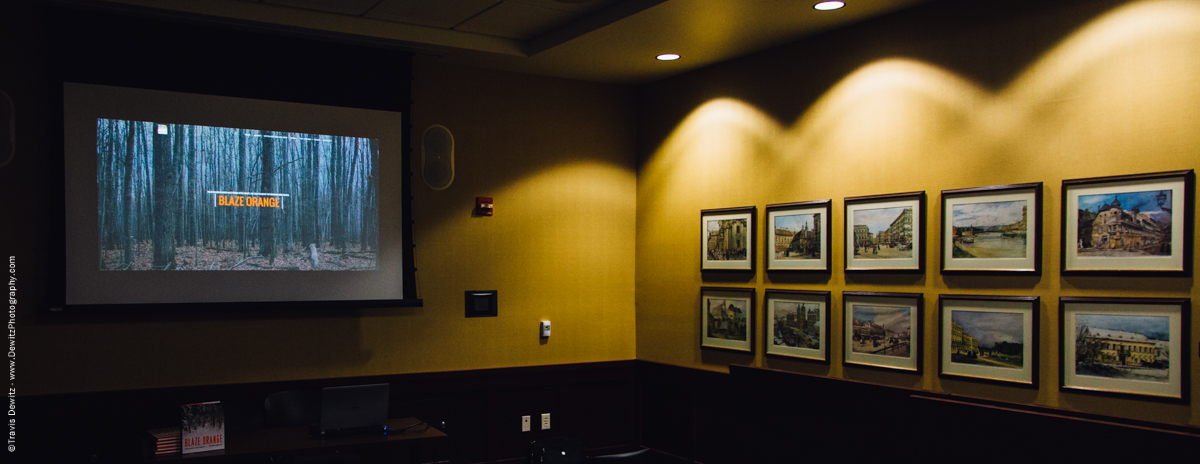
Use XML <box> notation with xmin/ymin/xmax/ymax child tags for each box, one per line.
<box><xmin>20</xmin><ymin>361</ymin><xmax>638</xmax><ymax>464</ymax></box>
<box><xmin>636</xmin><ymin>362</ymin><xmax>736</xmax><ymax>464</ymax></box>
<box><xmin>19</xmin><ymin>361</ymin><xmax>1200</xmax><ymax>463</ymax></box>
<box><xmin>731</xmin><ymin>365</ymin><xmax>1200</xmax><ymax>462</ymax></box>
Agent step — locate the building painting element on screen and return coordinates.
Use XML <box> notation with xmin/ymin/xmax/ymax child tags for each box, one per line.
<box><xmin>883</xmin><ymin>208</ymin><xmax>912</xmax><ymax>248</ymax></box>
<box><xmin>999</xmin><ymin>205</ymin><xmax>1028</xmax><ymax>235</ymax></box>
<box><xmin>708</xmin><ymin>219</ymin><xmax>747</xmax><ymax>260</ymax></box>
<box><xmin>774</xmin><ymin>229</ymin><xmax>794</xmax><ymax>253</ymax></box>
<box><xmin>777</xmin><ymin>214</ymin><xmax>820</xmax><ymax>258</ymax></box>
<box><xmin>1090</xmin><ymin>198</ymin><xmax>1167</xmax><ymax>253</ymax></box>
<box><xmin>1079</xmin><ymin>327</ymin><xmax>1164</xmax><ymax>367</ymax></box>
<box><xmin>853</xmin><ymin>224</ymin><xmax>872</xmax><ymax>251</ymax></box>
<box><xmin>951</xmin><ymin>321</ymin><xmax>979</xmax><ymax>356</ymax></box>
<box><xmin>708</xmin><ymin>300</ymin><xmax>747</xmax><ymax>340</ymax></box>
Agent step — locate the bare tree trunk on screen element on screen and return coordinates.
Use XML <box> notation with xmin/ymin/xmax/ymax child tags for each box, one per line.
<box><xmin>151</xmin><ymin>124</ymin><xmax>177</xmax><ymax>270</ymax></box>
<box><xmin>301</xmin><ymin>138</ymin><xmax>317</xmax><ymax>249</ymax></box>
<box><xmin>122</xmin><ymin>121</ymin><xmax>135</xmax><ymax>268</ymax></box>
<box><xmin>237</xmin><ymin>129</ymin><xmax>248</xmax><ymax>256</ymax></box>
<box><xmin>330</xmin><ymin>136</ymin><xmax>344</xmax><ymax>251</ymax></box>
<box><xmin>258</xmin><ymin>131</ymin><xmax>276</xmax><ymax>265</ymax></box>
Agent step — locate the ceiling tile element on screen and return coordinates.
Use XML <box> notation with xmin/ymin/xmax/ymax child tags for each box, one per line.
<box><xmin>91</xmin><ymin>0</ymin><xmax>935</xmax><ymax>84</ymax></box>
<box><xmin>263</xmin><ymin>0</ymin><xmax>381</xmax><ymax>16</ymax></box>
<box><xmin>366</xmin><ymin>0</ymin><xmax>502</xmax><ymax>29</ymax></box>
<box><xmin>507</xmin><ymin>0</ymin><xmax>623</xmax><ymax>15</ymax></box>
<box><xmin>456</xmin><ymin>1</ymin><xmax>580</xmax><ymax>41</ymax></box>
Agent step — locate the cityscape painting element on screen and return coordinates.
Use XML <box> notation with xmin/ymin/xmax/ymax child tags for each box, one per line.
<box><xmin>773</xmin><ymin>300</ymin><xmax>820</xmax><ymax>348</ymax></box>
<box><xmin>852</xmin><ymin>207</ymin><xmax>913</xmax><ymax>259</ymax></box>
<box><xmin>1061</xmin><ymin>297</ymin><xmax>1187</xmax><ymax>400</ymax></box>
<box><xmin>766</xmin><ymin>200</ymin><xmax>831</xmax><ymax>272</ymax></box>
<box><xmin>845</xmin><ymin>192</ymin><xmax>924</xmax><ymax>272</ymax></box>
<box><xmin>950</xmin><ymin>310</ymin><xmax>1023</xmax><ymax>369</ymax></box>
<box><xmin>850</xmin><ymin>304</ymin><xmax>911</xmax><ymax>357</ymax></box>
<box><xmin>701</xmin><ymin>287</ymin><xmax>755</xmax><ymax>352</ymax></box>
<box><xmin>1062</xmin><ymin>171</ymin><xmax>1191</xmax><ymax>274</ymax></box>
<box><xmin>939</xmin><ymin>295</ymin><xmax>1036</xmax><ymax>385</ymax></box>
<box><xmin>843</xmin><ymin>292</ymin><xmax>921</xmax><ymax>372</ymax></box>
<box><xmin>765</xmin><ymin>290</ymin><xmax>829</xmax><ymax>361</ymax></box>
<box><xmin>701</xmin><ymin>207</ymin><xmax>756</xmax><ymax>271</ymax></box>
<box><xmin>707</xmin><ymin>219</ymin><xmax>749</xmax><ymax>261</ymax></box>
<box><xmin>706</xmin><ymin>298</ymin><xmax>748</xmax><ymax>341</ymax></box>
<box><xmin>773</xmin><ymin>213</ymin><xmax>820</xmax><ymax>260</ymax></box>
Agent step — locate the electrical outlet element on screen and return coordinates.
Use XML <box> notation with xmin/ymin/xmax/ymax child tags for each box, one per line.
<box><xmin>521</xmin><ymin>415</ymin><xmax>531</xmax><ymax>432</ymax></box>
<box><xmin>541</xmin><ymin>413</ymin><xmax>550</xmax><ymax>430</ymax></box>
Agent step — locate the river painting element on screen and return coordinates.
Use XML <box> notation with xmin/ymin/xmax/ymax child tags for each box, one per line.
<box><xmin>952</xmin><ymin>200</ymin><xmax>1027</xmax><ymax>259</ymax></box>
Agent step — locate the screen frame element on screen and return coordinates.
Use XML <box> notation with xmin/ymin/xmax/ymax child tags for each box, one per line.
<box><xmin>57</xmin><ymin>83</ymin><xmax>420</xmax><ymax>313</ymax></box>
<box><xmin>41</xmin><ymin>9</ymin><xmax>421</xmax><ymax>316</ymax></box>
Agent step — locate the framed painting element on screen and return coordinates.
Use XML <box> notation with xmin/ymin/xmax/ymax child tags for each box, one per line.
<box><xmin>844</xmin><ymin>192</ymin><xmax>925</xmax><ymax>272</ymax></box>
<box><xmin>764</xmin><ymin>289</ymin><xmax>830</xmax><ymax>362</ymax></box>
<box><xmin>843</xmin><ymin>292</ymin><xmax>922</xmax><ymax>372</ymax></box>
<box><xmin>1060</xmin><ymin>297</ymin><xmax>1189</xmax><ymax>402</ymax></box>
<box><xmin>765</xmin><ymin>200</ymin><xmax>831</xmax><ymax>272</ymax></box>
<box><xmin>701</xmin><ymin>287</ymin><xmax>755</xmax><ymax>352</ymax></box>
<box><xmin>701</xmin><ymin>206</ymin><xmax>756</xmax><ymax>271</ymax></box>
<box><xmin>941</xmin><ymin>183</ymin><xmax>1041</xmax><ymax>274</ymax></box>
<box><xmin>938</xmin><ymin>295</ymin><xmax>1038</xmax><ymax>386</ymax></box>
<box><xmin>1061</xmin><ymin>170</ymin><xmax>1193</xmax><ymax>275</ymax></box>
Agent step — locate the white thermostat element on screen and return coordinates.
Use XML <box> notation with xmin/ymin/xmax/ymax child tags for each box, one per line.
<box><xmin>540</xmin><ymin>321</ymin><xmax>551</xmax><ymax>338</ymax></box>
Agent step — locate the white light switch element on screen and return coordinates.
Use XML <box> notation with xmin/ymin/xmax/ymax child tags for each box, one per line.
<box><xmin>540</xmin><ymin>321</ymin><xmax>551</xmax><ymax>338</ymax></box>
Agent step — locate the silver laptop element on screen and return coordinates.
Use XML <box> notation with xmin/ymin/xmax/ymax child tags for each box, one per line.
<box><xmin>317</xmin><ymin>383</ymin><xmax>389</xmax><ymax>436</ymax></box>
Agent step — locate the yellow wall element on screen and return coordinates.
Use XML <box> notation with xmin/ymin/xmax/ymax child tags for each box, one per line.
<box><xmin>406</xmin><ymin>60</ymin><xmax>637</xmax><ymax>372</ymax></box>
<box><xmin>5</xmin><ymin>28</ymin><xmax>637</xmax><ymax>393</ymax></box>
<box><xmin>635</xmin><ymin>0</ymin><xmax>1199</xmax><ymax>425</ymax></box>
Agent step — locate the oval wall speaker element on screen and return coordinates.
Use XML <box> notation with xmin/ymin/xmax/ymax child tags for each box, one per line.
<box><xmin>422</xmin><ymin>124</ymin><xmax>454</xmax><ymax>190</ymax></box>
<box><xmin>0</xmin><ymin>90</ymin><xmax>13</xmax><ymax>168</ymax></box>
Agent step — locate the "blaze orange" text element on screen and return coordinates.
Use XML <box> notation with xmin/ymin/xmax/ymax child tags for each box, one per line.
<box><xmin>217</xmin><ymin>195</ymin><xmax>281</xmax><ymax>208</ymax></box>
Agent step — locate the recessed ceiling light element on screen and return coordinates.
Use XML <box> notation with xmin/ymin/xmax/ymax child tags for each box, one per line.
<box><xmin>657</xmin><ymin>53</ymin><xmax>681</xmax><ymax>61</ymax></box>
<box><xmin>814</xmin><ymin>1</ymin><xmax>845</xmax><ymax>10</ymax></box>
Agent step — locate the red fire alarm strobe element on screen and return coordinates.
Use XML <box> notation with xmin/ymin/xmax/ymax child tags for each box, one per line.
<box><xmin>476</xmin><ymin>197</ymin><xmax>493</xmax><ymax>216</ymax></box>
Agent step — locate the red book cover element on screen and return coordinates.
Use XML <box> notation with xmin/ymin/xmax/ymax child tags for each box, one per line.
<box><xmin>181</xmin><ymin>401</ymin><xmax>225</xmax><ymax>454</ymax></box>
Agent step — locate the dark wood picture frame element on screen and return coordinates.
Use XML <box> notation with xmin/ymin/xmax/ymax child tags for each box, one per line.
<box><xmin>701</xmin><ymin>286</ymin><xmax>756</xmax><ymax>353</ymax></box>
<box><xmin>940</xmin><ymin>183</ymin><xmax>1042</xmax><ymax>275</ymax></box>
<box><xmin>844</xmin><ymin>191</ymin><xmax>925</xmax><ymax>272</ymax></box>
<box><xmin>701</xmin><ymin>206</ymin><xmax>757</xmax><ymax>272</ymax></box>
<box><xmin>1060</xmin><ymin>170</ymin><xmax>1194</xmax><ymax>276</ymax></box>
<box><xmin>764</xmin><ymin>200</ymin><xmax>832</xmax><ymax>272</ymax></box>
<box><xmin>763</xmin><ymin>289</ymin><xmax>831</xmax><ymax>362</ymax></box>
<box><xmin>842</xmin><ymin>291</ymin><xmax>923</xmax><ymax>372</ymax></box>
<box><xmin>1059</xmin><ymin>296</ymin><xmax>1190</xmax><ymax>403</ymax></box>
<box><xmin>938</xmin><ymin>294</ymin><xmax>1039</xmax><ymax>386</ymax></box>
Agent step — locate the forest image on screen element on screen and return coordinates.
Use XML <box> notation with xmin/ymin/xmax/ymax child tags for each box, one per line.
<box><xmin>97</xmin><ymin>119</ymin><xmax>379</xmax><ymax>271</ymax></box>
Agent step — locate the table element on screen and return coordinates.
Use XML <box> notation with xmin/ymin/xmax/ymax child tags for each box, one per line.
<box><xmin>148</xmin><ymin>418</ymin><xmax>447</xmax><ymax>463</ymax></box>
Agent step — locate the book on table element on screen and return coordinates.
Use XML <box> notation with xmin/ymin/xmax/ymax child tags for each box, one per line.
<box><xmin>181</xmin><ymin>401</ymin><xmax>225</xmax><ymax>454</ymax></box>
<box><xmin>146</xmin><ymin>426</ymin><xmax>181</xmax><ymax>456</ymax></box>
